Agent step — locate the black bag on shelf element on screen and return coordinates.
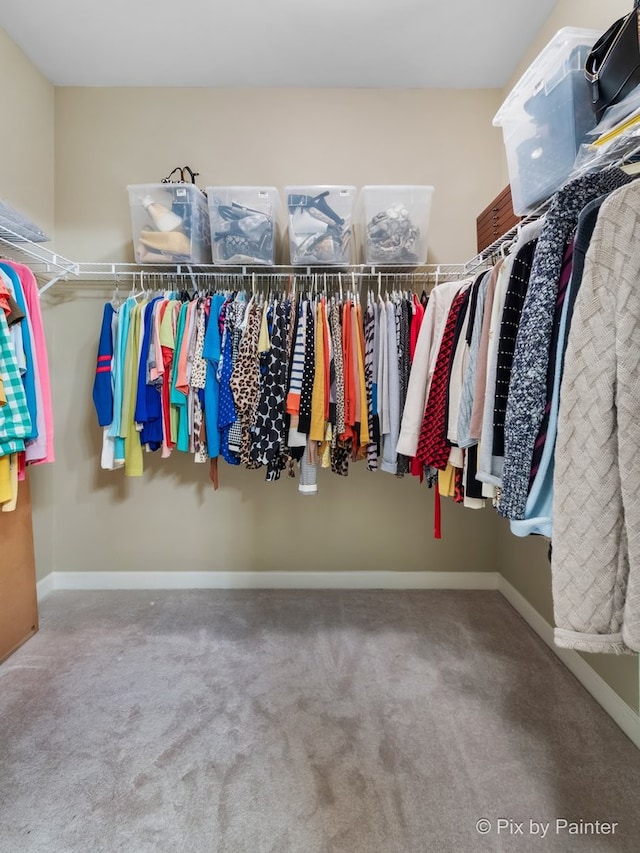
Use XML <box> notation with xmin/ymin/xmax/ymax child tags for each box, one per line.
<box><xmin>585</xmin><ymin>1</ymin><xmax>640</xmax><ymax>121</ymax></box>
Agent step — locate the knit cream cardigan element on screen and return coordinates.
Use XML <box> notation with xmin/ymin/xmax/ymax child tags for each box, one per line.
<box><xmin>553</xmin><ymin>181</ymin><xmax>640</xmax><ymax>654</ymax></box>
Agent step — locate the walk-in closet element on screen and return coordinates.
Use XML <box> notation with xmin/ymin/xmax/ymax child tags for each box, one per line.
<box><xmin>2</xmin><ymin>2</ymin><xmax>640</xmax><ymax>851</ymax></box>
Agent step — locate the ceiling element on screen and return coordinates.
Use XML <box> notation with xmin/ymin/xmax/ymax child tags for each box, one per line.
<box><xmin>0</xmin><ymin>0</ymin><xmax>558</xmax><ymax>88</ymax></box>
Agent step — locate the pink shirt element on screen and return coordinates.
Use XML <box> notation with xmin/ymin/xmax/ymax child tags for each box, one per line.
<box><xmin>7</xmin><ymin>263</ymin><xmax>54</xmax><ymax>465</ymax></box>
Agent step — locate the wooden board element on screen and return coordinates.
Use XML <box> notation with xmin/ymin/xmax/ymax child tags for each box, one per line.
<box><xmin>0</xmin><ymin>473</ymin><xmax>39</xmax><ymax>662</ymax></box>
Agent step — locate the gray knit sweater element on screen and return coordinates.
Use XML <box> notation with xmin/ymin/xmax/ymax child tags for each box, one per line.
<box><xmin>499</xmin><ymin>169</ymin><xmax>632</xmax><ymax>520</ymax></box>
<box><xmin>553</xmin><ymin>181</ymin><xmax>640</xmax><ymax>654</ymax></box>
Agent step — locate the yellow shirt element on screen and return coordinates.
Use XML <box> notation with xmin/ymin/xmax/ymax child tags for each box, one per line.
<box><xmin>123</xmin><ymin>302</ymin><xmax>144</xmax><ymax>477</ymax></box>
<box><xmin>0</xmin><ymin>454</ymin><xmax>13</xmax><ymax>504</ymax></box>
<box><xmin>438</xmin><ymin>464</ymin><xmax>456</xmax><ymax>498</ymax></box>
<box><xmin>0</xmin><ymin>453</ymin><xmax>18</xmax><ymax>511</ymax></box>
<box><xmin>309</xmin><ymin>300</ymin><xmax>326</xmax><ymax>442</ymax></box>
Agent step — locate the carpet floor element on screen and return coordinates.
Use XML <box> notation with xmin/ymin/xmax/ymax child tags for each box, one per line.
<box><xmin>1</xmin><ymin>590</ymin><xmax>639</xmax><ymax>853</ymax></box>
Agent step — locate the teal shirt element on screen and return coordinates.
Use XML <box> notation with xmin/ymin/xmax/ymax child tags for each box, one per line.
<box><xmin>203</xmin><ymin>294</ymin><xmax>225</xmax><ymax>458</ymax></box>
<box><xmin>0</xmin><ymin>264</ymin><xmax>37</xmax><ymax>440</ymax></box>
<box><xmin>108</xmin><ymin>298</ymin><xmax>133</xmax><ymax>462</ymax></box>
<box><xmin>170</xmin><ymin>303</ymin><xmax>190</xmax><ymax>453</ymax></box>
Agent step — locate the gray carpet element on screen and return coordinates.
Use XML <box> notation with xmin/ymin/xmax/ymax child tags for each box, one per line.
<box><xmin>1</xmin><ymin>590</ymin><xmax>639</xmax><ymax>853</ymax></box>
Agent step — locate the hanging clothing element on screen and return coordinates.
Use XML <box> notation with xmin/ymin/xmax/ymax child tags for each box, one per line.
<box><xmin>457</xmin><ymin>271</ymin><xmax>491</xmax><ymax>450</ymax></box>
<box><xmin>230</xmin><ymin>299</ymin><xmax>262</xmax><ymax>466</ymax></box>
<box><xmin>381</xmin><ymin>298</ymin><xmax>400</xmax><ymax>474</ymax></box>
<box><xmin>0</xmin><ymin>308</ymin><xmax>31</xmax><ymax>457</ymax></box>
<box><xmin>0</xmin><ymin>258</ymin><xmax>53</xmax><ymax>511</ymax></box>
<box><xmin>468</xmin><ymin>261</ymin><xmax>502</xmax><ymax>441</ymax></box>
<box><xmin>553</xmin><ymin>181</ymin><xmax>640</xmax><ymax>655</ymax></box>
<box><xmin>363</xmin><ymin>299</ymin><xmax>378</xmax><ymax>472</ymax></box>
<box><xmin>491</xmin><ymin>237</ymin><xmax>538</xmax><ymax>458</ymax></box>
<box><xmin>203</xmin><ymin>293</ymin><xmax>225</xmax><ymax>459</ymax></box>
<box><xmin>501</xmin><ymin>168</ymin><xmax>633</xmax><ymax>520</ymax></box>
<box><xmin>474</xmin><ymin>254</ymin><xmax>516</xmax><ymax>496</ymax></box>
<box><xmin>249</xmin><ymin>300</ymin><xmax>291</xmax><ymax>480</ymax></box>
<box><xmin>397</xmin><ymin>279</ymin><xmax>470</xmax><ymax>458</ymax></box>
<box><xmin>416</xmin><ymin>287</ymin><xmax>470</xmax><ymax>471</ymax></box>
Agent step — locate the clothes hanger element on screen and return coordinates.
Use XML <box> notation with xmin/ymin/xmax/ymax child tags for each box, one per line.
<box><xmin>128</xmin><ymin>271</ymin><xmax>146</xmax><ymax>301</ymax></box>
<box><xmin>110</xmin><ymin>276</ymin><xmax>121</xmax><ymax>308</ymax></box>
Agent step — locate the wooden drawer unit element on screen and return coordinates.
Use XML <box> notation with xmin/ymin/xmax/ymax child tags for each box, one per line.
<box><xmin>477</xmin><ymin>185</ymin><xmax>520</xmax><ymax>253</ymax></box>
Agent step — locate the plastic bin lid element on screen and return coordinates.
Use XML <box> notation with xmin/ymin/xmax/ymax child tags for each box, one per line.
<box><xmin>127</xmin><ymin>182</ymin><xmax>207</xmax><ymax>197</ymax></box>
<box><xmin>360</xmin><ymin>185</ymin><xmax>434</xmax><ymax>193</ymax></box>
<box><xmin>493</xmin><ymin>27</ymin><xmax>602</xmax><ymax>126</ymax></box>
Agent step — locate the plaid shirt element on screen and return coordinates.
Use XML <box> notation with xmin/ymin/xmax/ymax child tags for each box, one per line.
<box><xmin>0</xmin><ymin>309</ymin><xmax>31</xmax><ymax>456</ymax></box>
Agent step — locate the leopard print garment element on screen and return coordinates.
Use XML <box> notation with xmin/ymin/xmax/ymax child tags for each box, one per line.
<box><xmin>229</xmin><ymin>301</ymin><xmax>263</xmax><ymax>466</ymax></box>
<box><xmin>190</xmin><ymin>301</ymin><xmax>207</xmax><ymax>390</ymax></box>
<box><xmin>193</xmin><ymin>390</ymin><xmax>208</xmax><ymax>463</ymax></box>
<box><xmin>331</xmin><ymin>438</ymin><xmax>351</xmax><ymax>476</ymax></box>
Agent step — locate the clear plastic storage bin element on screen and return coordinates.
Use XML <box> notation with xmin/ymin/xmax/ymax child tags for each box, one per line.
<box><xmin>207</xmin><ymin>186</ymin><xmax>281</xmax><ymax>265</ymax></box>
<box><xmin>493</xmin><ymin>28</ymin><xmax>601</xmax><ymax>215</ymax></box>
<box><xmin>286</xmin><ymin>186</ymin><xmax>356</xmax><ymax>265</ymax></box>
<box><xmin>359</xmin><ymin>186</ymin><xmax>434</xmax><ymax>265</ymax></box>
<box><xmin>127</xmin><ymin>183</ymin><xmax>211</xmax><ymax>264</ymax></box>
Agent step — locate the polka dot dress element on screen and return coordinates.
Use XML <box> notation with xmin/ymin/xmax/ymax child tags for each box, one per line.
<box><xmin>249</xmin><ymin>299</ymin><xmax>291</xmax><ymax>480</ymax></box>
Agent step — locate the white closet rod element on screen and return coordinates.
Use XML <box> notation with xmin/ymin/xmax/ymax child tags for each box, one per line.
<box><xmin>48</xmin><ymin>264</ymin><xmax>481</xmax><ymax>296</ymax></box>
<box><xmin>70</xmin><ymin>262</ymin><xmax>472</xmax><ymax>280</ymax></box>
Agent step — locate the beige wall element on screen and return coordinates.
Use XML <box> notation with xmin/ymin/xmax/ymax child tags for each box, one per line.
<box><xmin>507</xmin><ymin>0</ymin><xmax>629</xmax><ymax>89</ymax></box>
<box><xmin>54</xmin><ymin>87</ymin><xmax>506</xmax><ymax>264</ymax></box>
<box><xmin>0</xmin><ymin>27</ymin><xmax>54</xmax><ymax>234</ymax></box>
<box><xmin>497</xmin><ymin>0</ymin><xmax>640</xmax><ymax>714</ymax></box>
<box><xmin>49</xmin><ymin>86</ymin><xmax>505</xmax><ymax>577</ymax></box>
<box><xmin>0</xmin><ymin>27</ymin><xmax>55</xmax><ymax>580</ymax></box>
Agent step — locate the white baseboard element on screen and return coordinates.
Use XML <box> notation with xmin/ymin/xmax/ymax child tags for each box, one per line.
<box><xmin>48</xmin><ymin>570</ymin><xmax>500</xmax><ymax>591</ymax></box>
<box><xmin>498</xmin><ymin>575</ymin><xmax>640</xmax><ymax>750</ymax></box>
<box><xmin>36</xmin><ymin>573</ymin><xmax>54</xmax><ymax>602</ymax></box>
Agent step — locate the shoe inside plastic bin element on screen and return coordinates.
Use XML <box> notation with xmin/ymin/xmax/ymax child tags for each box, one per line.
<box><xmin>359</xmin><ymin>186</ymin><xmax>434</xmax><ymax>265</ymax></box>
<box><xmin>286</xmin><ymin>186</ymin><xmax>356</xmax><ymax>266</ymax></box>
<box><xmin>207</xmin><ymin>187</ymin><xmax>281</xmax><ymax>265</ymax></box>
<box><xmin>127</xmin><ymin>183</ymin><xmax>211</xmax><ymax>264</ymax></box>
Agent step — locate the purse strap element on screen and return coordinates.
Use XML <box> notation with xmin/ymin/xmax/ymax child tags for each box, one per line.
<box><xmin>161</xmin><ymin>165</ymin><xmax>200</xmax><ymax>185</ymax></box>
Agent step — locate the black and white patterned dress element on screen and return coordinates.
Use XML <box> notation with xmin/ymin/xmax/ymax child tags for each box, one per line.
<box><xmin>249</xmin><ymin>300</ymin><xmax>291</xmax><ymax>480</ymax></box>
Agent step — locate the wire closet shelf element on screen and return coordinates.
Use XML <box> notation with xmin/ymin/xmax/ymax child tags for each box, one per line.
<box><xmin>67</xmin><ymin>262</ymin><xmax>479</xmax><ymax>292</ymax></box>
<box><xmin>0</xmin><ymin>223</ymin><xmax>78</xmax><ymax>291</ymax></box>
<box><xmin>0</xmin><ymin>198</ymin><xmax>561</xmax><ymax>297</ymax></box>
